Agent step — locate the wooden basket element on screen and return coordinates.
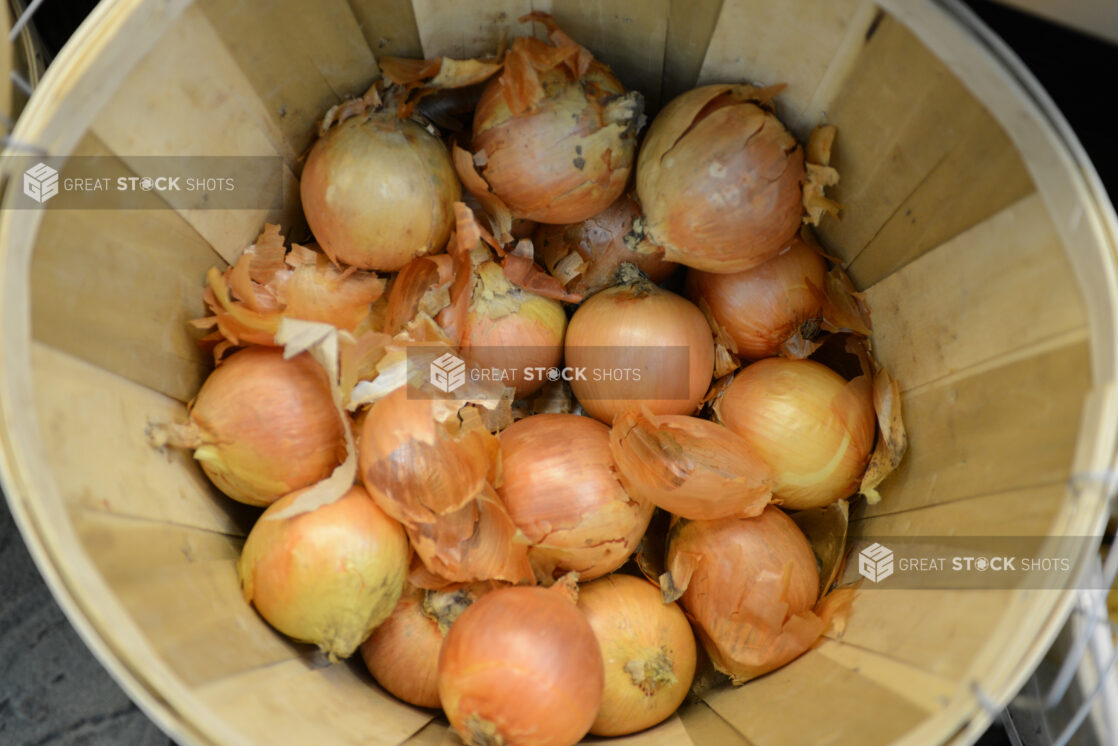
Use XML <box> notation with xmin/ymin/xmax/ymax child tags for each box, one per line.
<box><xmin>3</xmin><ymin>1</ymin><xmax>1118</xmax><ymax>744</ymax></box>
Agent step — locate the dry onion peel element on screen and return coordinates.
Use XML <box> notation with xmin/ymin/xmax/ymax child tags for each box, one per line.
<box><xmin>859</xmin><ymin>362</ymin><xmax>907</xmax><ymax>504</ymax></box>
<box><xmin>610</xmin><ymin>409</ymin><xmax>775</xmax><ymax>520</ymax></box>
<box><xmin>381</xmin><ymin>56</ymin><xmax>503</xmax><ymax>118</ymax></box>
<box><xmin>790</xmin><ymin>499</ymin><xmax>849</xmax><ymax>596</ymax></box>
<box><xmin>803</xmin><ymin>124</ymin><xmax>841</xmax><ymax>226</ymax></box>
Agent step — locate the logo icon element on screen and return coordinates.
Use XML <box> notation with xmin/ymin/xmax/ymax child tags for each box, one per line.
<box><xmin>858</xmin><ymin>542</ymin><xmax>894</xmax><ymax>583</ymax></box>
<box><xmin>430</xmin><ymin>352</ymin><xmax>466</xmax><ymax>394</ymax></box>
<box><xmin>23</xmin><ymin>162</ymin><xmax>59</xmax><ymax>204</ymax></box>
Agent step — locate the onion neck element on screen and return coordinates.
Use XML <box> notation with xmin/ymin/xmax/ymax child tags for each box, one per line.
<box><xmin>624</xmin><ymin>649</ymin><xmax>678</xmax><ymax>696</ymax></box>
<box><xmin>465</xmin><ymin>714</ymin><xmax>505</xmax><ymax>746</ymax></box>
<box><xmin>614</xmin><ymin>262</ymin><xmax>655</xmax><ymax>296</ymax></box>
<box><xmin>422</xmin><ymin>587</ymin><xmax>477</xmax><ymax>635</ymax></box>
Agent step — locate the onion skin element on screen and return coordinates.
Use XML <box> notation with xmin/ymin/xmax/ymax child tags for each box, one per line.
<box><xmin>717</xmin><ymin>358</ymin><xmax>875</xmax><ymax>509</ymax></box>
<box><xmin>189</xmin><ymin>347</ymin><xmax>346</xmax><ymax>506</ymax></box>
<box><xmin>688</xmin><ymin>234</ymin><xmax>826</xmax><ymax>359</ymax></box>
<box><xmin>301</xmin><ymin>113</ymin><xmax>459</xmax><ymax>271</ymax></box>
<box><xmin>578</xmin><ymin>575</ymin><xmax>696</xmax><ymax>736</ymax></box>
<box><xmin>534</xmin><ymin>192</ymin><xmax>677</xmax><ymax>297</ymax></box>
<box><xmin>238</xmin><ymin>485</ymin><xmax>409</xmax><ymax>660</ymax></box>
<box><xmin>438</xmin><ymin>584</ymin><xmax>604</xmax><ymax>746</ymax></box>
<box><xmin>565</xmin><ymin>273</ymin><xmax>715</xmax><ymax>424</ymax></box>
<box><xmin>636</xmin><ymin>85</ymin><xmax>804</xmax><ymax>273</ymax></box>
<box><xmin>498</xmin><ymin>414</ymin><xmax>653</xmax><ymax>582</ymax></box>
<box><xmin>666</xmin><ymin>507</ymin><xmax>822</xmax><ymax>683</ymax></box>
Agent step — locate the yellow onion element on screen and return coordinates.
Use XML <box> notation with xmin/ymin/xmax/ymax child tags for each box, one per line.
<box><xmin>438</xmin><ymin>578</ymin><xmax>604</xmax><ymax>746</ymax></box>
<box><xmin>610</xmin><ymin>409</ymin><xmax>774</xmax><ymax>520</ymax></box>
<box><xmin>361</xmin><ymin>582</ymin><xmax>490</xmax><ymax>708</ymax></box>
<box><xmin>636</xmin><ymin>84</ymin><xmax>804</xmax><ymax>272</ymax></box>
<box><xmin>238</xmin><ymin>484</ymin><xmax>409</xmax><ymax>660</ymax></box>
<box><xmin>716</xmin><ymin>358</ymin><xmax>875</xmax><ymax>509</ymax></box>
<box><xmin>665</xmin><ymin>507</ymin><xmax>823</xmax><ymax>683</ymax></box>
<box><xmin>578</xmin><ymin>574</ymin><xmax>696</xmax><ymax>736</ymax></box>
<box><xmin>151</xmin><ymin>347</ymin><xmax>346</xmax><ymax>506</ymax></box>
<box><xmin>565</xmin><ymin>267</ymin><xmax>714</xmax><ymax>424</ymax></box>
<box><xmin>461</xmin><ymin>13</ymin><xmax>643</xmax><ymax>225</ymax></box>
<box><xmin>688</xmin><ymin>233</ymin><xmax>826</xmax><ymax>360</ymax></box>
<box><xmin>498</xmin><ymin>414</ymin><xmax>653</xmax><ymax>582</ymax></box>
<box><xmin>301</xmin><ymin>95</ymin><xmax>459</xmax><ymax>271</ymax></box>
<box><xmin>534</xmin><ymin>192</ymin><xmax>678</xmax><ymax>297</ymax></box>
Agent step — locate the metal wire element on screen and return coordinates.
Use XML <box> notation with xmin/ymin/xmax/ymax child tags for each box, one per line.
<box><xmin>7</xmin><ymin>0</ymin><xmax>47</xmax><ymax>42</ymax></box>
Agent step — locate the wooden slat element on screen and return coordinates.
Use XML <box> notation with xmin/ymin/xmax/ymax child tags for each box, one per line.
<box><xmin>661</xmin><ymin>0</ymin><xmax>724</xmax><ymax>104</ymax></box>
<box><xmin>197</xmin><ymin>0</ymin><xmax>378</xmax><ymax>158</ymax></box>
<box><xmin>677</xmin><ymin>701</ymin><xmax>754</xmax><ymax>746</ymax></box>
<box><xmin>412</xmin><ymin>0</ymin><xmax>533</xmax><ymax>58</ymax></box>
<box><xmin>89</xmin><ymin>4</ymin><xmax>300</xmax><ymax>259</ymax></box>
<box><xmin>196</xmin><ymin>659</ymin><xmax>434</xmax><ymax>746</ymax></box>
<box><xmin>814</xmin><ymin>15</ymin><xmax>1034</xmax><ymax>287</ymax></box>
<box><xmin>596</xmin><ymin>715</ymin><xmax>694</xmax><ymax>745</ymax></box>
<box><xmin>868</xmin><ymin>340</ymin><xmax>1090</xmax><ymax>517</ymax></box>
<box><xmin>30</xmin><ymin>343</ymin><xmax>253</xmax><ymax>535</ymax></box>
<box><xmin>695</xmin><ymin>0</ymin><xmax>876</xmax><ymax>137</ymax></box>
<box><xmin>855</xmin><ymin>482</ymin><xmax>1068</xmax><ymax>536</ymax></box>
<box><xmin>346</xmin><ymin>0</ymin><xmax>424</xmax><ymax>59</ymax></box>
<box><xmin>866</xmin><ymin>194</ymin><xmax>1086</xmax><ymax>392</ymax></box>
<box><xmin>812</xmin><ymin>640</ymin><xmax>958</xmax><ymax>713</ymax></box>
<box><xmin>533</xmin><ymin>0</ymin><xmax>670</xmax><ymax>110</ymax></box>
<box><xmin>704</xmin><ymin>652</ymin><xmax>931</xmax><ymax>746</ymax></box>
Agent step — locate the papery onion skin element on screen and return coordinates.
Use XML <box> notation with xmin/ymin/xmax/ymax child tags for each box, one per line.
<box><xmin>438</xmin><ymin>584</ymin><xmax>604</xmax><ymax>746</ymax></box>
<box><xmin>534</xmin><ymin>192</ymin><xmax>678</xmax><ymax>297</ymax></box>
<box><xmin>301</xmin><ymin>114</ymin><xmax>460</xmax><ymax>271</ymax></box>
<box><xmin>688</xmin><ymin>234</ymin><xmax>826</xmax><ymax>359</ymax></box>
<box><xmin>238</xmin><ymin>485</ymin><xmax>409</xmax><ymax>660</ymax></box>
<box><xmin>189</xmin><ymin>347</ymin><xmax>346</xmax><ymax>506</ymax></box>
<box><xmin>578</xmin><ymin>574</ymin><xmax>696</xmax><ymax>737</ymax></box>
<box><xmin>636</xmin><ymin>85</ymin><xmax>804</xmax><ymax>273</ymax></box>
<box><xmin>667</xmin><ymin>507</ymin><xmax>822</xmax><ymax>683</ymax></box>
<box><xmin>718</xmin><ymin>358</ymin><xmax>875</xmax><ymax>509</ymax></box>
<box><xmin>565</xmin><ymin>274</ymin><xmax>714</xmax><ymax>424</ymax></box>
<box><xmin>498</xmin><ymin>414</ymin><xmax>653</xmax><ymax>582</ymax></box>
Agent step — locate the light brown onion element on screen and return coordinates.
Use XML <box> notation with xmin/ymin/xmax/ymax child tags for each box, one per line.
<box><xmin>665</xmin><ymin>507</ymin><xmax>823</xmax><ymax>683</ymax></box>
<box><xmin>534</xmin><ymin>192</ymin><xmax>677</xmax><ymax>297</ymax></box>
<box><xmin>361</xmin><ymin>582</ymin><xmax>490</xmax><ymax>708</ymax></box>
<box><xmin>609</xmin><ymin>409</ymin><xmax>774</xmax><ymax>520</ymax></box>
<box><xmin>301</xmin><ymin>103</ymin><xmax>459</xmax><ymax>271</ymax></box>
<box><xmin>462</xmin><ymin>13</ymin><xmax>643</xmax><ymax>225</ymax></box>
<box><xmin>688</xmin><ymin>233</ymin><xmax>826</xmax><ymax>360</ymax></box>
<box><xmin>565</xmin><ymin>268</ymin><xmax>714</xmax><ymax>424</ymax></box>
<box><xmin>498</xmin><ymin>414</ymin><xmax>653</xmax><ymax>582</ymax></box>
<box><xmin>716</xmin><ymin>358</ymin><xmax>875</xmax><ymax>509</ymax></box>
<box><xmin>152</xmin><ymin>347</ymin><xmax>346</xmax><ymax>506</ymax></box>
<box><xmin>578</xmin><ymin>574</ymin><xmax>696</xmax><ymax>736</ymax></box>
<box><xmin>238</xmin><ymin>484</ymin><xmax>408</xmax><ymax>660</ymax></box>
<box><xmin>636</xmin><ymin>84</ymin><xmax>804</xmax><ymax>273</ymax></box>
<box><xmin>438</xmin><ymin>580</ymin><xmax>604</xmax><ymax>746</ymax></box>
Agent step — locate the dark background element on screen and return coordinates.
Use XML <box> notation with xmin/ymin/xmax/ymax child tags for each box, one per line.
<box><xmin>1</xmin><ymin>1</ymin><xmax>1115</xmax><ymax>744</ymax></box>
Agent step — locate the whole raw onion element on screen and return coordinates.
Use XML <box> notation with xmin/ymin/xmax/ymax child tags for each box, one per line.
<box><xmin>497</xmin><ymin>414</ymin><xmax>653</xmax><ymax>582</ymax></box>
<box><xmin>438</xmin><ymin>581</ymin><xmax>604</xmax><ymax>746</ymax></box>
<box><xmin>238</xmin><ymin>484</ymin><xmax>409</xmax><ymax>660</ymax></box>
<box><xmin>534</xmin><ymin>192</ymin><xmax>677</xmax><ymax>297</ymax></box>
<box><xmin>636</xmin><ymin>84</ymin><xmax>804</xmax><ymax>273</ymax></box>
<box><xmin>301</xmin><ymin>109</ymin><xmax>459</xmax><ymax>270</ymax></box>
<box><xmin>665</xmin><ymin>507</ymin><xmax>823</xmax><ymax>683</ymax></box>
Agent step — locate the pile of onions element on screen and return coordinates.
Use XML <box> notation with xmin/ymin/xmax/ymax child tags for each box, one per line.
<box><xmin>636</xmin><ymin>84</ymin><xmax>804</xmax><ymax>272</ymax></box>
<box><xmin>301</xmin><ymin>89</ymin><xmax>459</xmax><ymax>271</ymax></box>
<box><xmin>534</xmin><ymin>192</ymin><xmax>677</xmax><ymax>297</ymax></box>
<box><xmin>361</xmin><ymin>582</ymin><xmax>490</xmax><ymax>708</ymax></box>
<box><xmin>438</xmin><ymin>579</ymin><xmax>603</xmax><ymax>746</ymax></box>
<box><xmin>716</xmin><ymin>358</ymin><xmax>876</xmax><ymax>509</ymax></box>
<box><xmin>149</xmin><ymin>346</ymin><xmax>346</xmax><ymax>506</ymax></box>
<box><xmin>565</xmin><ymin>266</ymin><xmax>714</xmax><ymax>424</ymax></box>
<box><xmin>687</xmin><ymin>233</ymin><xmax>827</xmax><ymax>360</ymax></box>
<box><xmin>609</xmin><ymin>409</ymin><xmax>774</xmax><ymax>520</ymax></box>
<box><xmin>497</xmin><ymin>414</ymin><xmax>653</xmax><ymax>582</ymax></box>
<box><xmin>664</xmin><ymin>507</ymin><xmax>823</xmax><ymax>683</ymax></box>
<box><xmin>238</xmin><ymin>485</ymin><xmax>409</xmax><ymax>660</ymax></box>
<box><xmin>578</xmin><ymin>574</ymin><xmax>696</xmax><ymax>736</ymax></box>
<box><xmin>457</xmin><ymin>13</ymin><xmax>643</xmax><ymax>227</ymax></box>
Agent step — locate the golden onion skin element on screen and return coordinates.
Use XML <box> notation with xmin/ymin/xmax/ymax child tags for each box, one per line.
<box><xmin>637</xmin><ymin>85</ymin><xmax>804</xmax><ymax>273</ymax></box>
<box><xmin>301</xmin><ymin>114</ymin><xmax>460</xmax><ymax>271</ymax></box>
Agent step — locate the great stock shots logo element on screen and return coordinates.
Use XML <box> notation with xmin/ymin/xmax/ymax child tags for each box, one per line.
<box><xmin>23</xmin><ymin>162</ymin><xmax>59</xmax><ymax>204</ymax></box>
<box><xmin>430</xmin><ymin>352</ymin><xmax>467</xmax><ymax>394</ymax></box>
<box><xmin>858</xmin><ymin>542</ymin><xmax>895</xmax><ymax>583</ymax></box>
